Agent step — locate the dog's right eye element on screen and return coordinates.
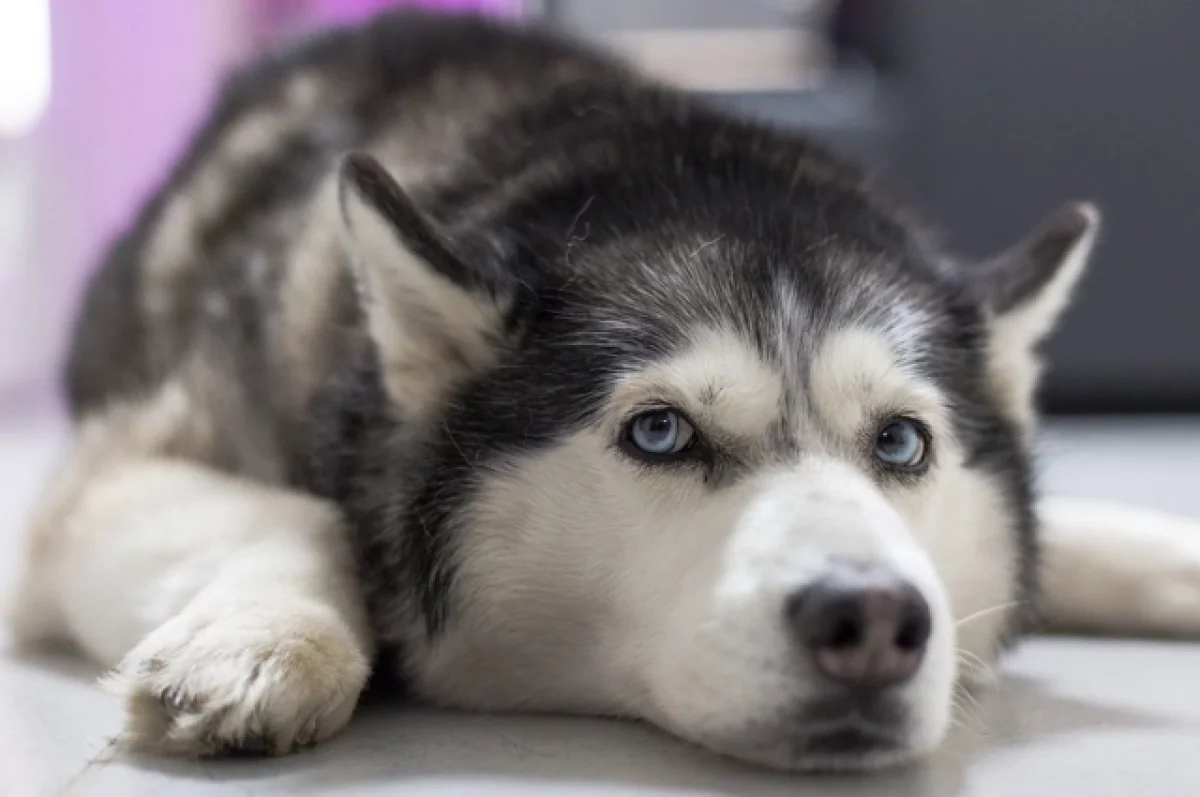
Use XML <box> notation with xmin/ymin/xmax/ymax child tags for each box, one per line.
<box><xmin>623</xmin><ymin>409</ymin><xmax>697</xmax><ymax>461</ymax></box>
<box><xmin>873</xmin><ymin>416</ymin><xmax>931</xmax><ymax>472</ymax></box>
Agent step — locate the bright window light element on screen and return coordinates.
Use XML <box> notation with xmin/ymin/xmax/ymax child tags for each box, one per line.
<box><xmin>0</xmin><ymin>0</ymin><xmax>52</xmax><ymax>137</ymax></box>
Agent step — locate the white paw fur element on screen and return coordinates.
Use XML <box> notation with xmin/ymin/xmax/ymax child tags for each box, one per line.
<box><xmin>1040</xmin><ymin>497</ymin><xmax>1200</xmax><ymax>636</ymax></box>
<box><xmin>102</xmin><ymin>602</ymin><xmax>369</xmax><ymax>756</ymax></box>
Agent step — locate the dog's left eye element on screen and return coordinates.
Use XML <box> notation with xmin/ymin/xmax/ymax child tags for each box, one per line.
<box><xmin>625</xmin><ymin>409</ymin><xmax>696</xmax><ymax>459</ymax></box>
<box><xmin>874</xmin><ymin>417</ymin><xmax>930</xmax><ymax>470</ymax></box>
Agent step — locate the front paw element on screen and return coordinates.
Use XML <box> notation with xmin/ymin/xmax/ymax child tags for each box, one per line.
<box><xmin>102</xmin><ymin>604</ymin><xmax>369</xmax><ymax>756</ymax></box>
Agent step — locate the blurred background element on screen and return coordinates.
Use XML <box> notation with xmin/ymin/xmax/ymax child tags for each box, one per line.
<box><xmin>0</xmin><ymin>0</ymin><xmax>1197</xmax><ymax>415</ymax></box>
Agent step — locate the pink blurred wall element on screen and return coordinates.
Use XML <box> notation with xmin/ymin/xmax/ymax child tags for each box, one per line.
<box><xmin>1</xmin><ymin>2</ymin><xmax>250</xmax><ymax>392</ymax></box>
<box><xmin>48</xmin><ymin>2</ymin><xmax>251</xmax><ymax>287</ymax></box>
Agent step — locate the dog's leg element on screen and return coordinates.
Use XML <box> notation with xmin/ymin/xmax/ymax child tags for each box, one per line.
<box><xmin>7</xmin><ymin>453</ymin><xmax>372</xmax><ymax>756</ymax></box>
<box><xmin>1038</xmin><ymin>496</ymin><xmax>1200</xmax><ymax>636</ymax></box>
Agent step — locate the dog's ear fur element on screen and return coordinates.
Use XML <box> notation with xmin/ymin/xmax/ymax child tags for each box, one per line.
<box><xmin>337</xmin><ymin>152</ymin><xmax>513</xmax><ymax>416</ymax></box>
<box><xmin>979</xmin><ymin>202</ymin><xmax>1101</xmax><ymax>426</ymax></box>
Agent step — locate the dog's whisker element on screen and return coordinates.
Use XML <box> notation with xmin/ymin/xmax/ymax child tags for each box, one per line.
<box><xmin>956</xmin><ymin>601</ymin><xmax>1020</xmax><ymax>628</ymax></box>
<box><xmin>956</xmin><ymin>658</ymin><xmax>999</xmax><ymax>691</ymax></box>
<box><xmin>955</xmin><ymin>648</ymin><xmax>997</xmax><ymax>681</ymax></box>
<box><xmin>950</xmin><ymin>687</ymin><xmax>990</xmax><ymax>734</ymax></box>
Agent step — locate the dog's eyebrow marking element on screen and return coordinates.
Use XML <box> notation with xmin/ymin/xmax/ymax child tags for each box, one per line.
<box><xmin>807</xmin><ymin>327</ymin><xmax>947</xmax><ymax>440</ymax></box>
<box><xmin>612</xmin><ymin>327</ymin><xmax>783</xmax><ymax>440</ymax></box>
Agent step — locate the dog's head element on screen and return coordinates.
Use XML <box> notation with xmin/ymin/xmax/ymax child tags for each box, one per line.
<box><xmin>329</xmin><ymin>112</ymin><xmax>1098</xmax><ymax>770</ymax></box>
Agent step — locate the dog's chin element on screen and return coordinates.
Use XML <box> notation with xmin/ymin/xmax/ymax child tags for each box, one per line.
<box><xmin>701</xmin><ymin>725</ymin><xmax>922</xmax><ymax>773</ymax></box>
<box><xmin>790</xmin><ymin>727</ymin><xmax>920</xmax><ymax>772</ymax></box>
<box><xmin>678</xmin><ymin>697</ymin><xmax>938</xmax><ymax>773</ymax></box>
<box><xmin>705</xmin><ymin>726</ymin><xmax>917</xmax><ymax>773</ymax></box>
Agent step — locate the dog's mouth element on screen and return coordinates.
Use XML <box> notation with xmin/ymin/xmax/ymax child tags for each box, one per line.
<box><xmin>790</xmin><ymin>694</ymin><xmax>915</xmax><ymax>769</ymax></box>
<box><xmin>791</xmin><ymin>724</ymin><xmax>908</xmax><ymax>770</ymax></box>
<box><xmin>703</xmin><ymin>695</ymin><xmax>919</xmax><ymax>772</ymax></box>
<box><xmin>709</xmin><ymin>722</ymin><xmax>914</xmax><ymax>773</ymax></box>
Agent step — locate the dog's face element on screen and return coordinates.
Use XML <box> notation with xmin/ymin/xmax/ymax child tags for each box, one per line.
<box><xmin>332</xmin><ymin>129</ymin><xmax>1098</xmax><ymax>770</ymax></box>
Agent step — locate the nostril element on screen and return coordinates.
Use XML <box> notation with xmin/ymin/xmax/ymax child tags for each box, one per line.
<box><xmin>894</xmin><ymin>584</ymin><xmax>932</xmax><ymax>653</ymax></box>
<box><xmin>790</xmin><ymin>589</ymin><xmax>866</xmax><ymax>650</ymax></box>
<box><xmin>894</xmin><ymin>618</ymin><xmax>924</xmax><ymax>651</ymax></box>
<box><xmin>826</xmin><ymin>615</ymin><xmax>862</xmax><ymax>650</ymax></box>
<box><xmin>816</xmin><ymin>607</ymin><xmax>864</xmax><ymax>652</ymax></box>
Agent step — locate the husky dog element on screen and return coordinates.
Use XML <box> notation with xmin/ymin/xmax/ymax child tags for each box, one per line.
<box><xmin>7</xmin><ymin>10</ymin><xmax>1200</xmax><ymax>772</ymax></box>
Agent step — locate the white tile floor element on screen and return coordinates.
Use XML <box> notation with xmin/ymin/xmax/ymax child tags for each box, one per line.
<box><xmin>2</xmin><ymin>412</ymin><xmax>1200</xmax><ymax>797</ymax></box>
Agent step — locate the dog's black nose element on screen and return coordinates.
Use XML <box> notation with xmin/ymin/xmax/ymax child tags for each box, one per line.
<box><xmin>787</xmin><ymin>563</ymin><xmax>931</xmax><ymax>691</ymax></box>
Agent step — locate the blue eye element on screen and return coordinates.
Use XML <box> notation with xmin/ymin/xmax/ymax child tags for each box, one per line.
<box><xmin>626</xmin><ymin>409</ymin><xmax>696</xmax><ymax>458</ymax></box>
<box><xmin>874</xmin><ymin>418</ymin><xmax>930</xmax><ymax>469</ymax></box>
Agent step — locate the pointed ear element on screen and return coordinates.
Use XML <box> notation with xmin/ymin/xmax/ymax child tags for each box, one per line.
<box><xmin>980</xmin><ymin>202</ymin><xmax>1101</xmax><ymax>345</ymax></box>
<box><xmin>338</xmin><ymin>152</ymin><xmax>513</xmax><ymax>415</ymax></box>
<box><xmin>980</xmin><ymin>202</ymin><xmax>1101</xmax><ymax>426</ymax></box>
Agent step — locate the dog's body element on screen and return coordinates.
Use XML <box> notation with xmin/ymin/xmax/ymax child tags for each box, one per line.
<box><xmin>7</xmin><ymin>11</ymin><xmax>1200</xmax><ymax>771</ymax></box>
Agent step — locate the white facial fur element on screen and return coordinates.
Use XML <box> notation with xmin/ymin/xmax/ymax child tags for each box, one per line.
<box><xmin>409</xmin><ymin>325</ymin><xmax>1017</xmax><ymax>769</ymax></box>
